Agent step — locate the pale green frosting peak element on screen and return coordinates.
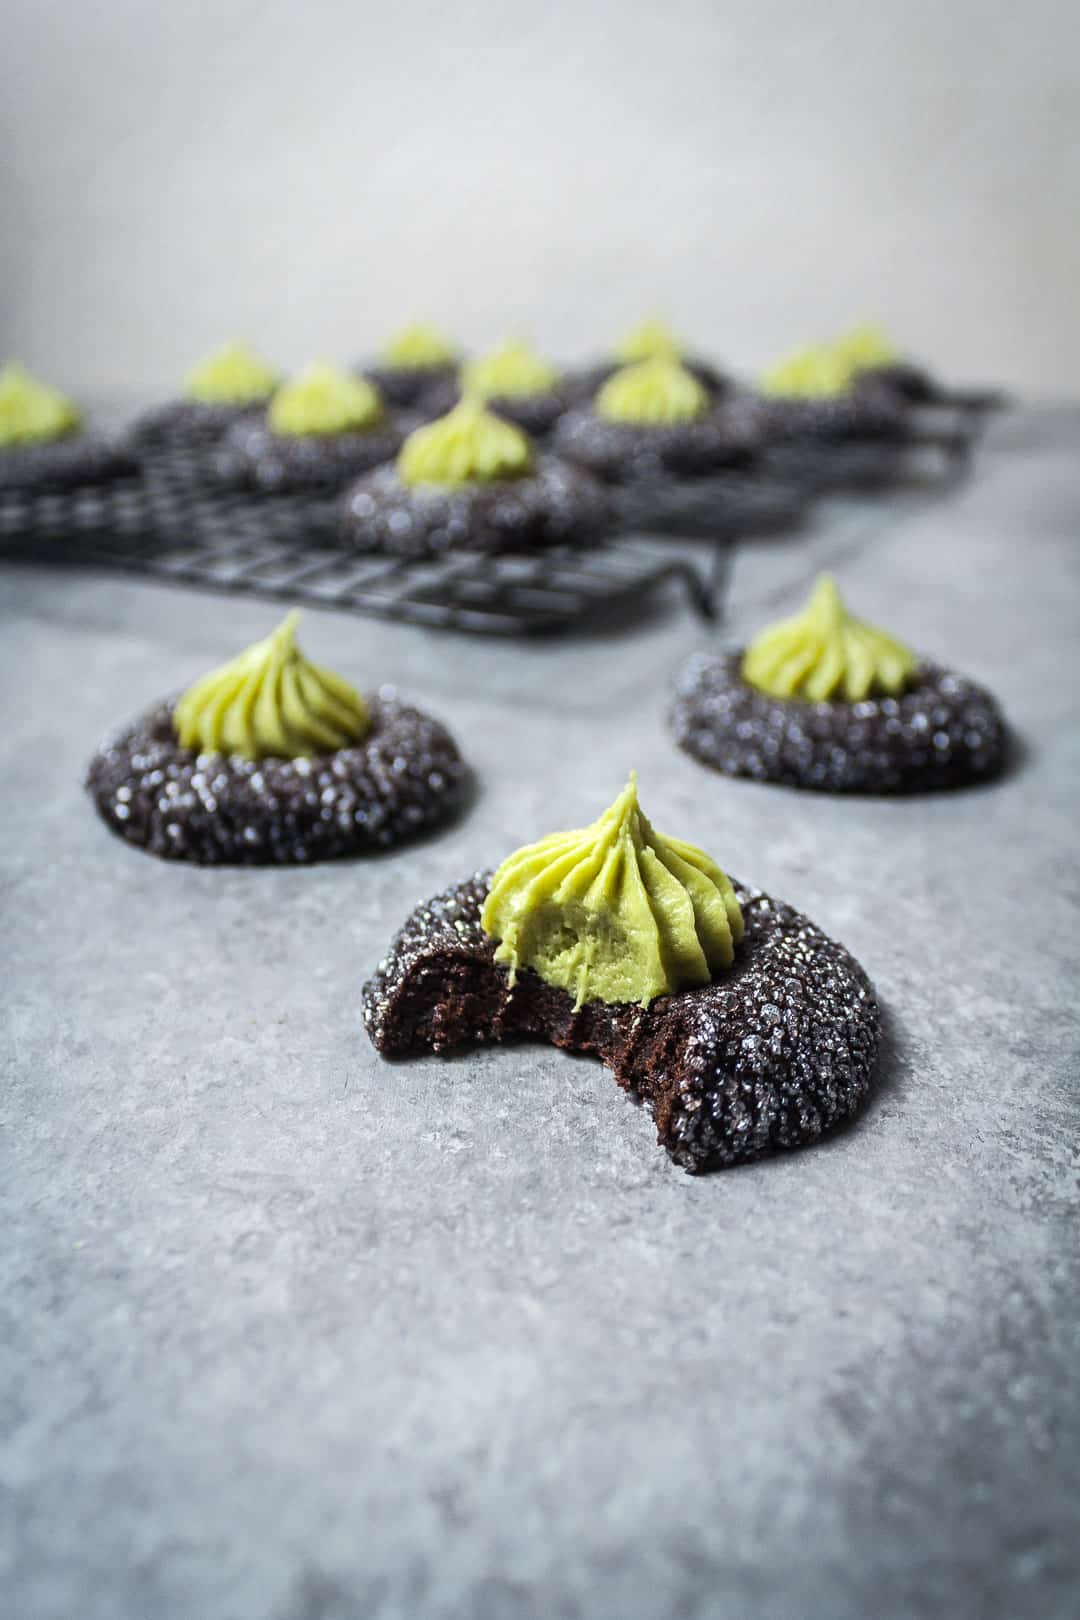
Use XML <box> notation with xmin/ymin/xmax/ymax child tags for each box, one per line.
<box><xmin>382</xmin><ymin>324</ymin><xmax>457</xmax><ymax>368</ymax></box>
<box><xmin>174</xmin><ymin>611</ymin><xmax>370</xmax><ymax>760</ymax></box>
<box><xmin>461</xmin><ymin>339</ymin><xmax>560</xmax><ymax>399</ymax></box>
<box><xmin>833</xmin><ymin>324</ymin><xmax>899</xmax><ymax>373</ymax></box>
<box><xmin>763</xmin><ymin>331</ymin><xmax>901</xmax><ymax>398</ymax></box>
<box><xmin>481</xmin><ymin>772</ymin><xmax>744</xmax><ymax>1010</ymax></box>
<box><xmin>185</xmin><ymin>341</ymin><xmax>279</xmax><ymax>404</ymax></box>
<box><xmin>615</xmin><ymin>318</ymin><xmax>684</xmax><ymax>363</ymax></box>
<box><xmin>268</xmin><ymin>364</ymin><xmax>384</xmax><ymax>437</ymax></box>
<box><xmin>761</xmin><ymin>345</ymin><xmax>853</xmax><ymax>399</ymax></box>
<box><xmin>0</xmin><ymin>363</ymin><xmax>81</xmax><ymax>447</ymax></box>
<box><xmin>742</xmin><ymin>574</ymin><xmax>918</xmax><ymax>703</ymax></box>
<box><xmin>595</xmin><ymin>357</ymin><xmax>710</xmax><ymax>424</ymax></box>
<box><xmin>397</xmin><ymin>395</ymin><xmax>534</xmax><ymax>488</ymax></box>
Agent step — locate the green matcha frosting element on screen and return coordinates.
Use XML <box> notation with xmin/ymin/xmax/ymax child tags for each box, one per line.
<box><xmin>382</xmin><ymin>324</ymin><xmax>457</xmax><ymax>368</ymax></box>
<box><xmin>615</xmin><ymin>318</ymin><xmax>684</xmax><ymax>363</ymax></box>
<box><xmin>742</xmin><ymin>574</ymin><xmax>918</xmax><ymax>703</ymax></box>
<box><xmin>397</xmin><ymin>395</ymin><xmax>534</xmax><ymax>488</ymax></box>
<box><xmin>461</xmin><ymin>339</ymin><xmax>560</xmax><ymax>399</ymax></box>
<box><xmin>761</xmin><ymin>345</ymin><xmax>853</xmax><ymax>399</ymax></box>
<box><xmin>481</xmin><ymin>772</ymin><xmax>744</xmax><ymax>1010</ymax></box>
<box><xmin>185</xmin><ymin>340</ymin><xmax>279</xmax><ymax>405</ymax></box>
<box><xmin>595</xmin><ymin>357</ymin><xmax>710</xmax><ymax>425</ymax></box>
<box><xmin>268</xmin><ymin>364</ymin><xmax>384</xmax><ymax>437</ymax></box>
<box><xmin>173</xmin><ymin>610</ymin><xmax>370</xmax><ymax>760</ymax></box>
<box><xmin>832</xmin><ymin>324</ymin><xmax>898</xmax><ymax>373</ymax></box>
<box><xmin>0</xmin><ymin>363</ymin><xmax>81</xmax><ymax>447</ymax></box>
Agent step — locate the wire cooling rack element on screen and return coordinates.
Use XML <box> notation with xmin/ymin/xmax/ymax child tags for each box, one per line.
<box><xmin>0</xmin><ymin>414</ymin><xmax>974</xmax><ymax>634</ymax></box>
<box><xmin>756</xmin><ymin>415</ymin><xmax>978</xmax><ymax>493</ymax></box>
<box><xmin>0</xmin><ymin>447</ymin><xmax>728</xmax><ymax>635</ymax></box>
<box><xmin>612</xmin><ymin>469</ymin><xmax>808</xmax><ymax>538</ymax></box>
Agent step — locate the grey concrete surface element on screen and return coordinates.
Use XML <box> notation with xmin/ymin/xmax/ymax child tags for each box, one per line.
<box><xmin>1</xmin><ymin>408</ymin><xmax>1078</xmax><ymax>1620</ymax></box>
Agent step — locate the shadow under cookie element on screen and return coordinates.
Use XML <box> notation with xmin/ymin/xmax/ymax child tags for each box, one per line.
<box><xmin>362</xmin><ymin>872</ymin><xmax>881</xmax><ymax>1174</ymax></box>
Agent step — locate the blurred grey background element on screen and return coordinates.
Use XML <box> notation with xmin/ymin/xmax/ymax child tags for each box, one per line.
<box><xmin>3</xmin><ymin>0</ymin><xmax>1079</xmax><ymax>397</ymax></box>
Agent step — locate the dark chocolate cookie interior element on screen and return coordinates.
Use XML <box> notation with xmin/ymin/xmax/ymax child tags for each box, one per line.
<box><xmin>671</xmin><ymin>651</ymin><xmax>1007</xmax><ymax>794</ymax></box>
<box><xmin>87</xmin><ymin>692</ymin><xmax>469</xmax><ymax>864</ymax></box>
<box><xmin>363</xmin><ymin>873</ymin><xmax>881</xmax><ymax>1173</ymax></box>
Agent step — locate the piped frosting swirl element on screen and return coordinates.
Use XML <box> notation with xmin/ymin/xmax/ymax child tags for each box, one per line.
<box><xmin>0</xmin><ymin>363</ymin><xmax>81</xmax><ymax>447</ymax></box>
<box><xmin>185</xmin><ymin>341</ymin><xmax>279</xmax><ymax>404</ymax></box>
<box><xmin>173</xmin><ymin>611</ymin><xmax>370</xmax><ymax>760</ymax></box>
<box><xmin>832</xmin><ymin>324</ymin><xmax>899</xmax><ymax>374</ymax></box>
<box><xmin>481</xmin><ymin>772</ymin><xmax>743</xmax><ymax>1009</ymax></box>
<box><xmin>761</xmin><ymin>345</ymin><xmax>853</xmax><ymax>399</ymax></box>
<box><xmin>595</xmin><ymin>358</ymin><xmax>710</xmax><ymax>424</ymax></box>
<box><xmin>397</xmin><ymin>395</ymin><xmax>534</xmax><ymax>487</ymax></box>
<box><xmin>461</xmin><ymin>339</ymin><xmax>560</xmax><ymax>399</ymax></box>
<box><xmin>382</xmin><ymin>324</ymin><xmax>457</xmax><ymax>368</ymax></box>
<box><xmin>615</xmin><ymin>318</ymin><xmax>685</xmax><ymax>363</ymax></box>
<box><xmin>268</xmin><ymin>365</ymin><xmax>384</xmax><ymax>437</ymax></box>
<box><xmin>742</xmin><ymin>574</ymin><xmax>918</xmax><ymax>703</ymax></box>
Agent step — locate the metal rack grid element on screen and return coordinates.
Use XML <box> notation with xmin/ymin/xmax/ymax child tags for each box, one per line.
<box><xmin>0</xmin><ymin>418</ymin><xmax>973</xmax><ymax>634</ymax></box>
<box><xmin>0</xmin><ymin>446</ymin><xmax>738</xmax><ymax>634</ymax></box>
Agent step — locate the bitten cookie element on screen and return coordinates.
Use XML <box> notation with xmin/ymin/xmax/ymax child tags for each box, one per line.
<box><xmin>363</xmin><ymin>776</ymin><xmax>881</xmax><ymax>1173</ymax></box>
